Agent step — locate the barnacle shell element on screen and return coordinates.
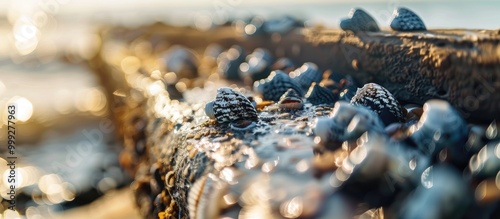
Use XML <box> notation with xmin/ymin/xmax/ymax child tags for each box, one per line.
<box><xmin>278</xmin><ymin>88</ymin><xmax>303</xmax><ymax>110</ymax></box>
<box><xmin>313</xmin><ymin>101</ymin><xmax>385</xmax><ymax>146</ymax></box>
<box><xmin>339</xmin><ymin>132</ymin><xmax>391</xmax><ymax>181</ymax></box>
<box><xmin>400</xmin><ymin>165</ymin><xmax>470</xmax><ymax>219</ymax></box>
<box><xmin>390</xmin><ymin>7</ymin><xmax>426</xmax><ymax>31</ymax></box>
<box><xmin>188</xmin><ymin>174</ymin><xmax>228</xmax><ymax>219</ymax></box>
<box><xmin>254</xmin><ymin>70</ymin><xmax>304</xmax><ymax>101</ymax></box>
<box><xmin>208</xmin><ymin>87</ymin><xmax>258</xmax><ymax>123</ymax></box>
<box><xmin>290</xmin><ymin>62</ymin><xmax>323</xmax><ymax>91</ymax></box>
<box><xmin>340</xmin><ymin>8</ymin><xmax>380</xmax><ymax>32</ymax></box>
<box><xmin>239</xmin><ymin>48</ymin><xmax>274</xmax><ymax>83</ymax></box>
<box><xmin>350</xmin><ymin>83</ymin><xmax>405</xmax><ymax>126</ymax></box>
<box><xmin>305</xmin><ymin>83</ymin><xmax>338</xmax><ymax>106</ymax></box>
<box><xmin>217</xmin><ymin>45</ymin><xmax>246</xmax><ymax>80</ymax></box>
<box><xmin>161</xmin><ymin>45</ymin><xmax>199</xmax><ymax>79</ymax></box>
<box><xmin>408</xmin><ymin>100</ymin><xmax>467</xmax><ymax>157</ymax></box>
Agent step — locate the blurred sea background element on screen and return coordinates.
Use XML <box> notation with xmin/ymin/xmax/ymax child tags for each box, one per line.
<box><xmin>0</xmin><ymin>0</ymin><xmax>499</xmax><ymax>218</ymax></box>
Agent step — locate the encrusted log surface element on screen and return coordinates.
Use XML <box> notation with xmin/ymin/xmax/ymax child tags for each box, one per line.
<box><xmin>93</xmin><ymin>23</ymin><xmax>500</xmax><ymax>219</ymax></box>
<box><xmin>98</xmin><ymin>24</ymin><xmax>500</xmax><ymax>122</ymax></box>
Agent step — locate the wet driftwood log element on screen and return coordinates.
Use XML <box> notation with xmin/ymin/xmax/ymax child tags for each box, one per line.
<box><xmin>91</xmin><ymin>24</ymin><xmax>500</xmax><ymax>219</ymax></box>
<box><xmin>96</xmin><ymin>24</ymin><xmax>500</xmax><ymax>122</ymax></box>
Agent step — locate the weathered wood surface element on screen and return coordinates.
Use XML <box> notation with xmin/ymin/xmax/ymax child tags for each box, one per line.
<box><xmin>91</xmin><ymin>24</ymin><xmax>500</xmax><ymax>219</ymax></box>
<box><xmin>96</xmin><ymin>24</ymin><xmax>500</xmax><ymax>122</ymax></box>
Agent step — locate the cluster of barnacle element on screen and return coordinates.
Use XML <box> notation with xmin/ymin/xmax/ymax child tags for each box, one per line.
<box><xmin>187</xmin><ymin>32</ymin><xmax>498</xmax><ymax>216</ymax></box>
<box><xmin>195</xmin><ymin>67</ymin><xmax>499</xmax><ymax>218</ymax></box>
<box><xmin>120</xmin><ymin>7</ymin><xmax>499</xmax><ymax>219</ymax></box>
<box><xmin>191</xmin><ymin>42</ymin><xmax>498</xmax><ymax>219</ymax></box>
<box><xmin>340</xmin><ymin>7</ymin><xmax>427</xmax><ymax>32</ymax></box>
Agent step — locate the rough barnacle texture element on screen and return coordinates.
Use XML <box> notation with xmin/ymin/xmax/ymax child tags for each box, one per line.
<box><xmin>212</xmin><ymin>87</ymin><xmax>258</xmax><ymax>123</ymax></box>
<box><xmin>254</xmin><ymin>70</ymin><xmax>304</xmax><ymax>101</ymax></box>
<box><xmin>351</xmin><ymin>83</ymin><xmax>405</xmax><ymax>126</ymax></box>
<box><xmin>390</xmin><ymin>7</ymin><xmax>426</xmax><ymax>31</ymax></box>
<box><xmin>305</xmin><ymin>83</ymin><xmax>338</xmax><ymax>106</ymax></box>
<box><xmin>340</xmin><ymin>8</ymin><xmax>380</xmax><ymax>32</ymax></box>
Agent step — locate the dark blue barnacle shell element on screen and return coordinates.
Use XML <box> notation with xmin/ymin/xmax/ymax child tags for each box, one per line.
<box><xmin>278</xmin><ymin>88</ymin><xmax>303</xmax><ymax>110</ymax></box>
<box><xmin>161</xmin><ymin>45</ymin><xmax>199</xmax><ymax>79</ymax></box>
<box><xmin>340</xmin><ymin>8</ymin><xmax>380</xmax><ymax>32</ymax></box>
<box><xmin>350</xmin><ymin>83</ymin><xmax>405</xmax><ymax>126</ymax></box>
<box><xmin>206</xmin><ymin>87</ymin><xmax>258</xmax><ymax>123</ymax></box>
<box><xmin>290</xmin><ymin>62</ymin><xmax>323</xmax><ymax>91</ymax></box>
<box><xmin>217</xmin><ymin>45</ymin><xmax>246</xmax><ymax>81</ymax></box>
<box><xmin>313</xmin><ymin>101</ymin><xmax>385</xmax><ymax>146</ymax></box>
<box><xmin>332</xmin><ymin>132</ymin><xmax>420</xmax><ymax>207</ymax></box>
<box><xmin>408</xmin><ymin>100</ymin><xmax>468</xmax><ymax>158</ymax></box>
<box><xmin>253</xmin><ymin>70</ymin><xmax>304</xmax><ymax>102</ymax></box>
<box><xmin>239</xmin><ymin>48</ymin><xmax>274</xmax><ymax>83</ymax></box>
<box><xmin>399</xmin><ymin>165</ymin><xmax>471</xmax><ymax>219</ymax></box>
<box><xmin>305</xmin><ymin>83</ymin><xmax>338</xmax><ymax>106</ymax></box>
<box><xmin>390</xmin><ymin>7</ymin><xmax>426</xmax><ymax>31</ymax></box>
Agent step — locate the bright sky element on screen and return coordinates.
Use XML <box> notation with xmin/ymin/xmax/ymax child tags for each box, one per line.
<box><xmin>0</xmin><ymin>0</ymin><xmax>491</xmax><ymax>12</ymax></box>
<box><xmin>0</xmin><ymin>0</ymin><xmax>489</xmax><ymax>15</ymax></box>
<box><xmin>1</xmin><ymin>0</ymin><xmax>498</xmax><ymax>29</ymax></box>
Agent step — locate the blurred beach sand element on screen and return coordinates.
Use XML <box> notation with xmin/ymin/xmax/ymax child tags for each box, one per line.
<box><xmin>51</xmin><ymin>189</ymin><xmax>141</xmax><ymax>219</ymax></box>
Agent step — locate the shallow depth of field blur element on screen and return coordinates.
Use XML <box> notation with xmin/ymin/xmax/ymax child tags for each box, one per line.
<box><xmin>0</xmin><ymin>0</ymin><xmax>499</xmax><ymax>218</ymax></box>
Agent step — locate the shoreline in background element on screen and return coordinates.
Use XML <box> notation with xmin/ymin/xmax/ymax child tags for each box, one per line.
<box><xmin>59</xmin><ymin>1</ymin><xmax>500</xmax><ymax>29</ymax></box>
<box><xmin>3</xmin><ymin>1</ymin><xmax>500</xmax><ymax>29</ymax></box>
